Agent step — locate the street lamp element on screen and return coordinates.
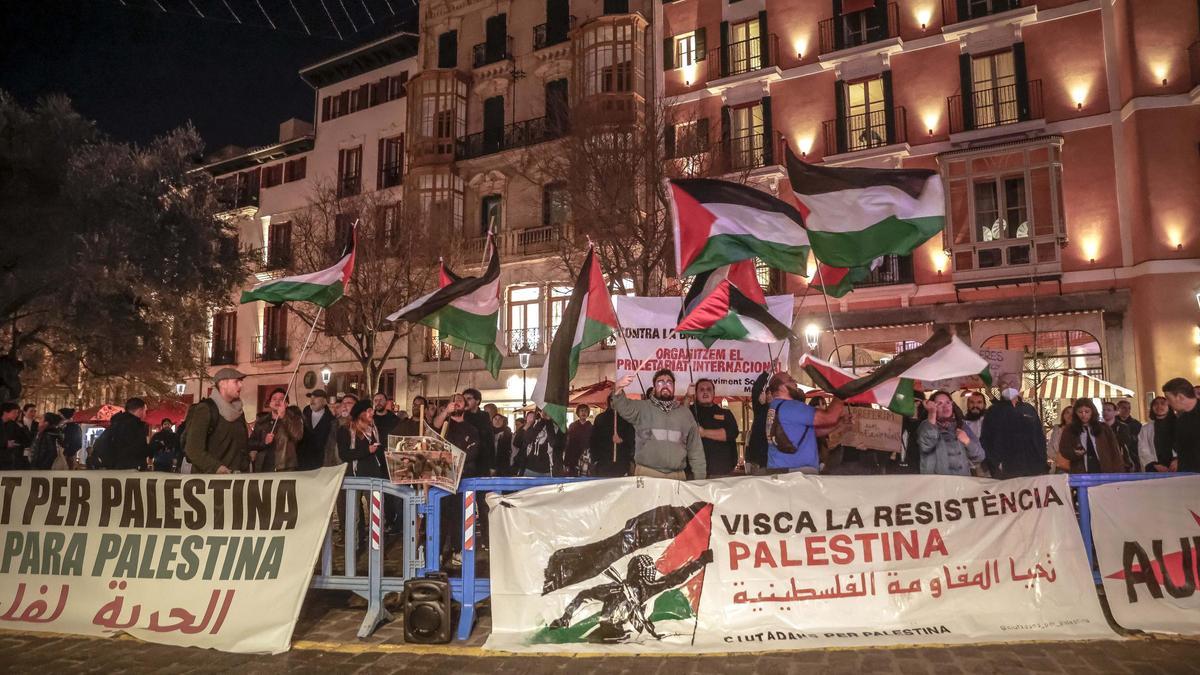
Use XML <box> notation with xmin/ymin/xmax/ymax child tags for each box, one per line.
<box><xmin>174</xmin><ymin>382</ymin><xmax>186</xmax><ymax>397</ymax></box>
<box><xmin>320</xmin><ymin>365</ymin><xmax>332</xmax><ymax>386</ymax></box>
<box><xmin>804</xmin><ymin>323</ymin><xmax>821</xmax><ymax>351</ymax></box>
<box><xmin>518</xmin><ymin>349</ymin><xmax>532</xmax><ymax>406</ymax></box>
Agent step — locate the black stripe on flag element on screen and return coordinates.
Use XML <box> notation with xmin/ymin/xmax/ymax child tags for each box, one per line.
<box><xmin>806</xmin><ymin>329</ymin><xmax>953</xmax><ymax>400</ymax></box>
<box><xmin>677</xmin><ymin>267</ymin><xmax>719</xmax><ymax>324</ymax></box>
<box><xmin>670</xmin><ymin>178</ymin><xmax>808</xmax><ymax>224</ymax></box>
<box><xmin>725</xmin><ymin>284</ymin><xmax>790</xmax><ymax>339</ymax></box>
<box><xmin>785</xmin><ymin>146</ymin><xmax>935</xmax><ymax>199</ymax></box>
<box><xmin>390</xmin><ymin>244</ymin><xmax>500</xmax><ymax>323</ymax></box>
<box><xmin>543</xmin><ymin>248</ymin><xmax>595</xmax><ymax>420</ymax></box>
<box><xmin>542</xmin><ymin>501</ymin><xmax>710</xmax><ymax>595</ymax></box>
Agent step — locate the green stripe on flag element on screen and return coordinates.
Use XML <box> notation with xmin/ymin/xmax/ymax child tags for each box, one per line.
<box><xmin>683</xmin><ymin>233</ymin><xmax>809</xmax><ymax>276</ymax></box>
<box><xmin>240</xmin><ymin>280</ymin><xmax>344</xmax><ymax>308</ymax></box>
<box><xmin>806</xmin><ymin>215</ymin><xmax>944</xmax><ymax>268</ymax></box>
<box><xmin>886</xmin><ymin>379</ymin><xmax>918</xmax><ymax>417</ymax></box>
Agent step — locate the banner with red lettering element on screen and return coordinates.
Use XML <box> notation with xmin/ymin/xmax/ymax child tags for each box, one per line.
<box><xmin>614</xmin><ymin>296</ymin><xmax>791</xmax><ymax>398</ymax></box>
<box><xmin>0</xmin><ymin>466</ymin><xmax>343</xmax><ymax>653</ymax></box>
<box><xmin>1089</xmin><ymin>474</ymin><xmax>1200</xmax><ymax>634</ymax></box>
<box><xmin>484</xmin><ymin>474</ymin><xmax>1113</xmax><ymax>652</ymax></box>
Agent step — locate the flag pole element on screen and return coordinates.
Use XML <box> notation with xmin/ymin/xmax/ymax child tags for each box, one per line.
<box><xmin>814</xmin><ymin>264</ymin><xmax>842</xmax><ymax>358</ymax></box>
<box><xmin>270</xmin><ymin>305</ymin><xmax>324</xmax><ymax>438</ymax></box>
<box><xmin>452</xmin><ymin>229</ymin><xmax>496</xmax><ymax>395</ymax></box>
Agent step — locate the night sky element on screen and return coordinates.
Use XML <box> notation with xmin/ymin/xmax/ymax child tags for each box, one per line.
<box><xmin>0</xmin><ymin>0</ymin><xmax>415</xmax><ymax>151</ymax></box>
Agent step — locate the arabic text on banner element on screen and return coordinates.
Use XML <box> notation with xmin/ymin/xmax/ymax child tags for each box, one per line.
<box><xmin>0</xmin><ymin>466</ymin><xmax>343</xmax><ymax>653</ymax></box>
<box><xmin>484</xmin><ymin>474</ymin><xmax>1114</xmax><ymax>653</ymax></box>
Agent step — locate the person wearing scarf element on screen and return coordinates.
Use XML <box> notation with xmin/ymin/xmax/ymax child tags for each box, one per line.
<box><xmin>611</xmin><ymin>368</ymin><xmax>706</xmax><ymax>480</ymax></box>
<box><xmin>918</xmin><ymin>391</ymin><xmax>985</xmax><ymax>476</ymax></box>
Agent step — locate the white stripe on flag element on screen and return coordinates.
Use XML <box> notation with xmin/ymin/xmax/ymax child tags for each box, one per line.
<box><xmin>796</xmin><ymin>176</ymin><xmax>943</xmax><ymax>233</ymax></box>
<box><xmin>705</xmin><ymin>203</ymin><xmax>811</xmax><ymax>247</ymax></box>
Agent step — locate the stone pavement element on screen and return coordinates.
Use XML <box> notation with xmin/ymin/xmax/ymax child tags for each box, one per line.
<box><xmin>2</xmin><ymin>590</ymin><xmax>1200</xmax><ymax>673</ymax></box>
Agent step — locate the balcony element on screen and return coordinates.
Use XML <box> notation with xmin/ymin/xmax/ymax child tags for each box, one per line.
<box><xmin>822</xmin><ymin>106</ymin><xmax>907</xmax><ymax>156</ymax></box>
<box><xmin>380</xmin><ymin>161</ymin><xmax>403</xmax><ymax>189</ymax></box>
<box><xmin>473</xmin><ymin>37</ymin><xmax>513</xmax><ymax>68</ymax></box>
<box><xmin>464</xmin><ymin>223</ymin><xmax>568</xmax><ymax>260</ymax></box>
<box><xmin>263</xmin><ymin>245</ymin><xmax>292</xmax><ymax>271</ymax></box>
<box><xmin>856</xmin><ymin>255</ymin><xmax>914</xmax><ymax>288</ymax></box>
<box><xmin>253</xmin><ymin>339</ymin><xmax>290</xmax><ymax>363</ymax></box>
<box><xmin>426</xmin><ymin>334</ymin><xmax>453</xmax><ymax>361</ymax></box>
<box><xmin>942</xmin><ymin>0</ymin><xmax>1026</xmax><ymax>25</ymax></box>
<box><xmin>708</xmin><ymin>34</ymin><xmax>779</xmax><ymax>82</ymax></box>
<box><xmin>337</xmin><ymin>173</ymin><xmax>361</xmax><ymax>198</ymax></box>
<box><xmin>534</xmin><ymin>16</ymin><xmax>576</xmax><ymax>51</ymax></box>
<box><xmin>455</xmin><ymin>116</ymin><xmax>569</xmax><ymax>162</ymax></box>
<box><xmin>948</xmin><ymin>80</ymin><xmax>1043</xmax><ymax>134</ymax></box>
<box><xmin>507</xmin><ymin>327</ymin><xmax>544</xmax><ymax>355</ymax></box>
<box><xmin>711</xmin><ymin>131</ymin><xmax>785</xmax><ymax>174</ymax></box>
<box><xmin>209</xmin><ymin>346</ymin><xmax>236</xmax><ymax>366</ymax></box>
<box><xmin>217</xmin><ymin>186</ymin><xmax>258</xmax><ymax>211</ymax></box>
<box><xmin>819</xmin><ymin>3</ymin><xmax>899</xmax><ymax>55</ymax></box>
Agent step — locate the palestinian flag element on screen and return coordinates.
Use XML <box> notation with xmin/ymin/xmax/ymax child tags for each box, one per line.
<box><xmin>531</xmin><ymin>247</ymin><xmax>619</xmax><ymax>430</ymax></box>
<box><xmin>667</xmin><ymin>178</ymin><xmax>810</xmax><ymax>277</ymax></box>
<box><xmin>677</xmin><ymin>259</ymin><xmax>763</xmax><ymax>322</ymax></box>
<box><xmin>785</xmin><ymin>148</ymin><xmax>944</xmax><ymax>268</ymax></box>
<box><xmin>240</xmin><ymin>224</ymin><xmax>356</xmax><ymax>308</ymax></box>
<box><xmin>676</xmin><ymin>281</ymin><xmax>790</xmax><ymax>348</ymax></box>
<box><xmin>387</xmin><ymin>242</ymin><xmax>503</xmax><ymax>377</ymax></box>
<box><xmin>810</xmin><ymin>257</ymin><xmax>884</xmax><ymax>298</ymax></box>
<box><xmin>535</xmin><ymin>502</ymin><xmax>713</xmax><ymax>645</ymax></box>
<box><xmin>800</xmin><ymin>329</ymin><xmax>991</xmax><ymax>416</ymax></box>
<box><xmin>438</xmin><ymin>259</ymin><xmax>462</xmax><ymax>287</ymax></box>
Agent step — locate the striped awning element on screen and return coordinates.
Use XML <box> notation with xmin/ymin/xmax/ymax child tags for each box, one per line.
<box><xmin>1028</xmin><ymin>371</ymin><xmax>1134</xmax><ymax>401</ymax></box>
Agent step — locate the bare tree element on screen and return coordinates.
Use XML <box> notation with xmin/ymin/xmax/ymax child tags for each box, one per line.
<box><xmin>285</xmin><ymin>183</ymin><xmax>451</xmax><ymax>396</ymax></box>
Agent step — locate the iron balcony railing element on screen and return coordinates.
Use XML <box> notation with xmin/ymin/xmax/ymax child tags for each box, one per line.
<box><xmin>253</xmin><ymin>338</ymin><xmax>290</xmax><ymax>363</ymax></box>
<box><xmin>708</xmin><ymin>34</ymin><xmax>778</xmax><ymax>81</ymax></box>
<box><xmin>508</xmin><ymin>327</ymin><xmax>544</xmax><ymax>355</ymax></box>
<box><xmin>265</xmin><ymin>246</ymin><xmax>292</xmax><ymax>270</ymax></box>
<box><xmin>380</xmin><ymin>161</ymin><xmax>403</xmax><ymax>189</ymax></box>
<box><xmin>942</xmin><ymin>0</ymin><xmax>1025</xmax><ymax>25</ymax></box>
<box><xmin>337</xmin><ymin>173</ymin><xmax>361</xmax><ymax>198</ymax></box>
<box><xmin>948</xmin><ymin>79</ymin><xmax>1043</xmax><ymax>134</ymax></box>
<box><xmin>822</xmin><ymin>106</ymin><xmax>907</xmax><ymax>155</ymax></box>
<box><xmin>209</xmin><ymin>346</ymin><xmax>236</xmax><ymax>366</ymax></box>
<box><xmin>473</xmin><ymin>36</ymin><xmax>514</xmax><ymax>68</ymax></box>
<box><xmin>818</xmin><ymin>2</ymin><xmax>899</xmax><ymax>55</ymax></box>
<box><xmin>455</xmin><ymin>116</ymin><xmax>568</xmax><ymax>161</ymax></box>
<box><xmin>426</xmin><ymin>334</ymin><xmax>453</xmax><ymax>361</ymax></box>
<box><xmin>711</xmin><ymin>131</ymin><xmax>785</xmax><ymax>173</ymax></box>
<box><xmin>855</xmin><ymin>255</ymin><xmax>915</xmax><ymax>288</ymax></box>
<box><xmin>534</xmin><ymin>15</ymin><xmax>576</xmax><ymax>50</ymax></box>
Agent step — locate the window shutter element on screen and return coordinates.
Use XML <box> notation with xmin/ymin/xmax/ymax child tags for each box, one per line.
<box><xmin>1012</xmin><ymin>43</ymin><xmax>1030</xmax><ymax>121</ymax></box>
<box><xmin>881</xmin><ymin>70</ymin><xmax>895</xmax><ymax>144</ymax></box>
<box><xmin>720</xmin><ymin>105</ymin><xmax>732</xmax><ymax>170</ymax></box>
<box><xmin>378</xmin><ymin>138</ymin><xmax>386</xmax><ymax>190</ymax></box>
<box><xmin>955</xmin><ymin>0</ymin><xmax>969</xmax><ymax>23</ymax></box>
<box><xmin>663</xmin><ymin>37</ymin><xmax>675</xmax><ymax>71</ymax></box>
<box><xmin>761</xmin><ymin>97</ymin><xmax>774</xmax><ymax>165</ymax></box>
<box><xmin>321</xmin><ymin>96</ymin><xmax>331</xmax><ymax>122</ymax></box>
<box><xmin>833</xmin><ymin>0</ymin><xmax>844</xmax><ymax>50</ymax></box>
<box><xmin>695</xmin><ymin>27</ymin><xmax>707</xmax><ymax>62</ymax></box>
<box><xmin>719</xmin><ymin>22</ymin><xmax>730</xmax><ymax>78</ymax></box>
<box><xmin>758</xmin><ymin>11</ymin><xmax>769</xmax><ymax>66</ymax></box>
<box><xmin>834</xmin><ymin>80</ymin><xmax>847</xmax><ymax>155</ymax></box>
<box><xmin>959</xmin><ymin>53</ymin><xmax>974</xmax><ymax>131</ymax></box>
<box><xmin>665</xmin><ymin>123</ymin><xmax>677</xmax><ymax>158</ymax></box>
<box><xmin>696</xmin><ymin>117</ymin><xmax>710</xmax><ymax>151</ymax></box>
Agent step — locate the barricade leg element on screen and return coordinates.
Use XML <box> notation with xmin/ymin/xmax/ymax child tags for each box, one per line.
<box><xmin>358</xmin><ymin>487</ymin><xmax>394</xmax><ymax>638</ymax></box>
<box><xmin>1077</xmin><ymin>485</ymin><xmax>1099</xmax><ymax>585</ymax></box>
<box><xmin>422</xmin><ymin>488</ymin><xmax>443</xmax><ymax>577</ymax></box>
<box><xmin>344</xmin><ymin>488</ymin><xmax>358</xmax><ymax>576</ymax></box>
<box><xmin>457</xmin><ymin>490</ymin><xmax>477</xmax><ymax>641</ymax></box>
<box><xmin>405</xmin><ymin>492</ymin><xmax>421</xmax><ymax>580</ymax></box>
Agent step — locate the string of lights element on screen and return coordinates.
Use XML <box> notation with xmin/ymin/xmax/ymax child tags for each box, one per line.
<box><xmin>101</xmin><ymin>0</ymin><xmax>416</xmax><ymax>41</ymax></box>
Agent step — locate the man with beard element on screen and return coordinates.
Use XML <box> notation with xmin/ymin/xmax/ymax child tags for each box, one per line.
<box><xmin>462</xmin><ymin>388</ymin><xmax>496</xmax><ymax>476</ymax></box>
<box><xmin>372</xmin><ymin>391</ymin><xmax>400</xmax><ymax>444</ymax></box>
<box><xmin>611</xmin><ymin>369</ymin><xmax>706</xmax><ymax>480</ymax></box>
<box><xmin>963</xmin><ymin>391</ymin><xmax>987</xmax><ymax>441</ymax></box>
<box><xmin>183</xmin><ymin>368</ymin><xmax>251</xmax><ymax>474</ymax></box>
<box><xmin>766</xmin><ymin>372</ymin><xmax>844</xmax><ymax>473</ymax></box>
<box><xmin>298</xmin><ymin>389</ymin><xmax>335</xmax><ymax>470</ymax></box>
<box><xmin>432</xmin><ymin>393</ymin><xmax>482</xmax><ymax>567</ymax></box>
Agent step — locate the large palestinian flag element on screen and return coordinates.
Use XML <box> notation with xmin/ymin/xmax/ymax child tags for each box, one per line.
<box><xmin>809</xmin><ymin>257</ymin><xmax>887</xmax><ymax>298</ymax></box>
<box><xmin>800</xmin><ymin>329</ymin><xmax>990</xmax><ymax>416</ymax></box>
<box><xmin>676</xmin><ymin>281</ymin><xmax>790</xmax><ymax>348</ymax></box>
<box><xmin>240</xmin><ymin>224</ymin><xmax>356</xmax><ymax>308</ymax></box>
<box><xmin>785</xmin><ymin>148</ymin><xmax>944</xmax><ymax>268</ymax></box>
<box><xmin>535</xmin><ymin>501</ymin><xmax>713</xmax><ymax>645</ymax></box>
<box><xmin>387</xmin><ymin>243</ymin><xmax>503</xmax><ymax>377</ymax></box>
<box><xmin>667</xmin><ymin>178</ymin><xmax>810</xmax><ymax>277</ymax></box>
<box><xmin>531</xmin><ymin>247</ymin><xmax>618</xmax><ymax>430</ymax></box>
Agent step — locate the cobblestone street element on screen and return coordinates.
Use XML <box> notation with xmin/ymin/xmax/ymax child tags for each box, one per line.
<box><xmin>2</xmin><ymin>589</ymin><xmax>1199</xmax><ymax>673</ymax></box>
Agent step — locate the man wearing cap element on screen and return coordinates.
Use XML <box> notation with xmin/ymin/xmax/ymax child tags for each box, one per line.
<box><xmin>611</xmin><ymin>369</ymin><xmax>706</xmax><ymax>480</ymax></box>
<box><xmin>298</xmin><ymin>388</ymin><xmax>335</xmax><ymax>471</ymax></box>
<box><xmin>183</xmin><ymin>368</ymin><xmax>251</xmax><ymax>474</ymax></box>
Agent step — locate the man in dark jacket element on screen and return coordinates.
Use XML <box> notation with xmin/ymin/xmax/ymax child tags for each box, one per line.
<box><xmin>689</xmin><ymin>379</ymin><xmax>740</xmax><ymax>477</ymax></box>
<box><xmin>149</xmin><ymin>419</ymin><xmax>181</xmax><ymax>472</ymax></box>
<box><xmin>980</xmin><ymin>389</ymin><xmax>1047</xmax><ymax>478</ymax></box>
<box><xmin>372</xmin><ymin>391</ymin><xmax>400</xmax><ymax>444</ymax></box>
<box><xmin>298</xmin><ymin>389</ymin><xmax>335</xmax><ymax>470</ymax></box>
<box><xmin>462</xmin><ymin>388</ymin><xmax>496</xmax><ymax>476</ymax></box>
<box><xmin>59</xmin><ymin>408</ymin><xmax>82</xmax><ymax>464</ymax></box>
<box><xmin>563</xmin><ymin>404</ymin><xmax>593</xmax><ymax>476</ymax></box>
<box><xmin>99</xmin><ymin>398</ymin><xmax>152</xmax><ymax>470</ymax></box>
<box><xmin>520</xmin><ymin>409</ymin><xmax>565</xmax><ymax>477</ymax></box>
<box><xmin>0</xmin><ymin>402</ymin><xmax>21</xmax><ymax>470</ymax></box>
<box><xmin>746</xmin><ymin>371</ymin><xmax>771</xmax><ymax>475</ymax></box>
<box><xmin>589</xmin><ymin>396</ymin><xmax>635</xmax><ymax>477</ymax></box>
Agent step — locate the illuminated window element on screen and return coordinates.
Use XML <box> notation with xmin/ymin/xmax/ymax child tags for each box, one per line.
<box><xmin>508</xmin><ymin>286</ymin><xmax>543</xmax><ymax>353</ymax></box>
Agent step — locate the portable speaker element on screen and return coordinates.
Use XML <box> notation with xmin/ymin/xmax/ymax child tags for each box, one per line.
<box><xmin>403</xmin><ymin>574</ymin><xmax>452</xmax><ymax>644</ymax></box>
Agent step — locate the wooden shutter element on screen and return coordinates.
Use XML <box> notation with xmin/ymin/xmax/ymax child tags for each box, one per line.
<box><xmin>696</xmin><ymin>117</ymin><xmax>710</xmax><ymax>152</ymax></box>
<box><xmin>663</xmin><ymin>37</ymin><xmax>675</xmax><ymax>71</ymax></box>
<box><xmin>758</xmin><ymin>11</ymin><xmax>770</xmax><ymax>67</ymax></box>
<box><xmin>438</xmin><ymin>31</ymin><xmax>458</xmax><ymax>68</ymax></box>
<box><xmin>378</xmin><ymin>138</ymin><xmax>386</xmax><ymax>190</ymax></box>
<box><xmin>719</xmin><ymin>21</ymin><xmax>730</xmax><ymax>77</ymax></box>
<box><xmin>881</xmin><ymin>70</ymin><xmax>895</xmax><ymax>144</ymax></box>
<box><xmin>833</xmin><ymin>0</ymin><xmax>844</xmax><ymax>51</ymax></box>
<box><xmin>695</xmin><ymin>27</ymin><xmax>706</xmax><ymax>61</ymax></box>
<box><xmin>1012</xmin><ymin>43</ymin><xmax>1030</xmax><ymax>121</ymax></box>
<box><xmin>955</xmin><ymin>0</ymin><xmax>969</xmax><ymax>23</ymax></box>
<box><xmin>665</xmin><ymin>123</ymin><xmax>677</xmax><ymax>158</ymax></box>
<box><xmin>959</xmin><ymin>53</ymin><xmax>974</xmax><ymax>131</ymax></box>
<box><xmin>761</xmin><ymin>96</ymin><xmax>774</xmax><ymax>165</ymax></box>
<box><xmin>321</xmin><ymin>96</ymin><xmax>331</xmax><ymax>122</ymax></box>
<box><xmin>834</xmin><ymin>80</ymin><xmax>847</xmax><ymax>155</ymax></box>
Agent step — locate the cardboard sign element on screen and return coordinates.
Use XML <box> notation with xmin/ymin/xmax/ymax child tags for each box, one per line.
<box><xmin>827</xmin><ymin>407</ymin><xmax>904</xmax><ymax>453</ymax></box>
<box><xmin>925</xmin><ymin>349</ymin><xmax>1023</xmax><ymax>392</ymax></box>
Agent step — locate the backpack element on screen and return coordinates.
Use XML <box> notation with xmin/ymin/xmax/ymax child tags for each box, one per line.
<box><xmin>767</xmin><ymin>400</ymin><xmax>810</xmax><ymax>455</ymax></box>
<box><xmin>180</xmin><ymin>398</ymin><xmax>221</xmax><ymax>457</ymax></box>
<box><xmin>87</xmin><ymin>428</ymin><xmax>113</xmax><ymax>469</ymax></box>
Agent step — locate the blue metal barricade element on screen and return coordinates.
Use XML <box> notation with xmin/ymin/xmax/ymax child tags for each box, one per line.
<box><xmin>310</xmin><ymin>477</ymin><xmax>424</xmax><ymax>638</ymax></box>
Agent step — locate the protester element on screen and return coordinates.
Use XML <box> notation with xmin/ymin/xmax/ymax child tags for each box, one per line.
<box><xmin>328</xmin><ymin>392</ymin><xmax>358</xmax><ymax>541</ymax></box>
<box><xmin>31</xmin><ymin>412</ymin><xmax>66</xmax><ymax>470</ymax></box>
<box><xmin>1057</xmin><ymin>398</ymin><xmax>1123</xmax><ymax>473</ymax></box>
<box><xmin>564</xmin><ymin>404</ymin><xmax>593</xmax><ymax>477</ymax></box>
<box><xmin>510</xmin><ymin>411</ymin><xmax>532</xmax><ymax>475</ymax></box>
<box><xmin>59</xmin><ymin>408</ymin><xmax>82</xmax><ymax>465</ymax></box>
<box><xmin>337</xmin><ymin>399</ymin><xmax>388</xmax><ymax>478</ymax></box>
<box><xmin>433</xmin><ymin>393</ymin><xmax>482</xmax><ymax>477</ymax></box>
<box><xmin>16</xmin><ymin>404</ymin><xmax>38</xmax><ymax>469</ymax></box>
<box><xmin>516</xmin><ymin>408</ymin><xmax>563</xmax><ymax>477</ymax></box>
<box><xmin>462</xmin><ymin>388</ymin><xmax>495</xmax><ymax>476</ymax></box>
<box><xmin>296</xmin><ymin>389</ymin><xmax>335</xmax><ymax>471</ymax></box>
<box><xmin>1162</xmin><ymin>378</ymin><xmax>1200</xmax><ymax>472</ymax></box>
<box><xmin>1138</xmin><ymin>395</ymin><xmax>1176</xmax><ymax>472</ymax></box>
<box><xmin>150</xmin><ymin>418</ymin><xmax>181</xmax><ymax>472</ymax></box>
<box><xmin>979</xmin><ymin>388</ymin><xmax>1047</xmax><ymax>478</ymax></box>
<box><xmin>372</xmin><ymin>391</ymin><xmax>400</xmax><ymax>443</ymax></box>
<box><xmin>1116</xmin><ymin>399</ymin><xmax>1142</xmax><ymax>463</ymax></box>
<box><xmin>688</xmin><ymin>379</ymin><xmax>739</xmax><ymax>477</ymax></box>
<box><xmin>612</xmin><ymin>369</ymin><xmax>706</xmax><ymax>480</ymax></box>
<box><xmin>896</xmin><ymin>392</ymin><xmax>926</xmax><ymax>474</ymax></box>
<box><xmin>1102</xmin><ymin>401</ymin><xmax>1138</xmax><ymax>471</ymax></box>
<box><xmin>250</xmin><ymin>387</ymin><xmax>304</xmax><ymax>472</ymax></box>
<box><xmin>765</xmin><ymin>371</ymin><xmax>844</xmax><ymax>474</ymax></box>
<box><xmin>1046</xmin><ymin>406</ymin><xmax>1074</xmax><ymax>474</ymax></box>
<box><xmin>394</xmin><ymin>395</ymin><xmax>427</xmax><ymax>437</ymax></box>
<box><xmin>183</xmin><ymin>368</ymin><xmax>251</xmax><ymax>474</ymax></box>
<box><xmin>917</xmin><ymin>391</ymin><xmax>984</xmax><ymax>476</ymax></box>
<box><xmin>492</xmin><ymin>413</ymin><xmax>514</xmax><ymax>476</ymax></box>
<box><xmin>0</xmin><ymin>402</ymin><xmax>20</xmax><ymax>470</ymax></box>
<box><xmin>589</xmin><ymin>396</ymin><xmax>635</xmax><ymax>477</ymax></box>
<box><xmin>745</xmin><ymin>370</ymin><xmax>772</xmax><ymax>475</ymax></box>
<box><xmin>962</xmin><ymin>392</ymin><xmax>987</xmax><ymax>440</ymax></box>
<box><xmin>92</xmin><ymin>397</ymin><xmax>151</xmax><ymax>470</ymax></box>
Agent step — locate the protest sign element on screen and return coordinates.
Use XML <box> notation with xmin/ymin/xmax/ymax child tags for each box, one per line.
<box><xmin>925</xmin><ymin>349</ymin><xmax>1023</xmax><ymax>392</ymax></box>
<box><xmin>0</xmin><ymin>466</ymin><xmax>343</xmax><ymax>653</ymax></box>
<box><xmin>385</xmin><ymin>435</ymin><xmax>466</xmax><ymax>493</ymax></box>
<box><xmin>827</xmin><ymin>408</ymin><xmax>904</xmax><ymax>453</ymax></box>
<box><xmin>614</xmin><ymin>296</ymin><xmax>792</xmax><ymax>397</ymax></box>
<box><xmin>485</xmin><ymin>474</ymin><xmax>1112</xmax><ymax>653</ymax></box>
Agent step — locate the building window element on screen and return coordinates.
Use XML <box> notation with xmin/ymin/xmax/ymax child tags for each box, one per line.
<box><xmin>266</xmin><ymin>220</ymin><xmax>292</xmax><ymax>269</ymax></box>
<box><xmin>728</xmin><ymin>103</ymin><xmax>764</xmax><ymax>170</ymax></box>
<box><xmin>284</xmin><ymin>157</ymin><xmax>306</xmax><ymax>182</ymax></box>
<box><xmin>379</xmin><ymin>135</ymin><xmax>404</xmax><ymax>189</ymax></box>
<box><xmin>578</xmin><ymin>20</ymin><xmax>643</xmax><ymax>99</ymax></box>
<box><xmin>481</xmin><ymin>194</ymin><xmax>503</xmax><ymax>236</ymax></box>
<box><xmin>438</xmin><ymin>30</ymin><xmax>458</xmax><ymax>69</ymax></box>
<box><xmin>337</xmin><ymin>146</ymin><xmax>362</xmax><ymax>197</ymax></box>
<box><xmin>411</xmin><ymin>73</ymin><xmax>468</xmax><ymax>158</ymax></box>
<box><xmin>971</xmin><ymin>51</ymin><xmax>1017</xmax><ymax>129</ymax></box>
<box><xmin>981</xmin><ymin>330</ymin><xmax>1103</xmax><ymax>391</ymax></box>
<box><xmin>840</xmin><ymin>2</ymin><xmax>885</xmax><ymax>49</ymax></box>
<box><xmin>261</xmin><ymin>164</ymin><xmax>284</xmax><ymax>188</ymax></box>
<box><xmin>545</xmin><ymin>78</ymin><xmax>569</xmax><ymax>132</ymax></box>
<box><xmin>210</xmin><ymin>311</ymin><xmax>237</xmax><ymax>365</ymax></box>
<box><xmin>386</xmin><ymin>72</ymin><xmax>409</xmax><ymax>101</ymax></box>
<box><xmin>426</xmin><ymin>327</ymin><xmax>454</xmax><ymax>361</ymax></box>
<box><xmin>542</xmin><ymin>182</ymin><xmax>569</xmax><ymax>227</ymax></box>
<box><xmin>844</xmin><ymin>76</ymin><xmax>887</xmax><ymax>151</ymax></box>
<box><xmin>258</xmin><ymin>305</ymin><xmax>289</xmax><ymax>362</ymax></box>
<box><xmin>334</xmin><ymin>212</ymin><xmax>356</xmax><ymax>257</ymax></box>
<box><xmin>728</xmin><ymin>18</ymin><xmax>762</xmax><ymax>75</ymax></box>
<box><xmin>507</xmin><ymin>285</ymin><xmax>543</xmax><ymax>354</ymax></box>
<box><xmin>377</xmin><ymin>203</ymin><xmax>403</xmax><ymax>253</ymax></box>
<box><xmin>675</xmin><ymin>33</ymin><xmax>697</xmax><ymax>68</ymax></box>
<box><xmin>414</xmin><ymin>172</ymin><xmax>464</xmax><ymax>236</ymax></box>
<box><xmin>941</xmin><ymin>139</ymin><xmax>1065</xmax><ymax>275</ymax></box>
<box><xmin>548</xmin><ymin>285</ymin><xmax>572</xmax><ymax>342</ymax></box>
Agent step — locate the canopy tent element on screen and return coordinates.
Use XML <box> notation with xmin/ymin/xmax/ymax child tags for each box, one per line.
<box><xmin>71</xmin><ymin>404</ymin><xmax>123</xmax><ymax>426</ymax></box>
<box><xmin>143</xmin><ymin>399</ymin><xmax>191</xmax><ymax>427</ymax></box>
<box><xmin>1026</xmin><ymin>370</ymin><xmax>1134</xmax><ymax>401</ymax></box>
<box><xmin>569</xmin><ymin>379</ymin><xmax>613</xmax><ymax>407</ymax></box>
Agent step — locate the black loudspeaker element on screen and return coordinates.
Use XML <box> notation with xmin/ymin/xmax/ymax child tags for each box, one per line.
<box><xmin>403</xmin><ymin>574</ymin><xmax>452</xmax><ymax>644</ymax></box>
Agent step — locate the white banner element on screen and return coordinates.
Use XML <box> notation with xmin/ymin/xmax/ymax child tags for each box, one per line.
<box><xmin>0</xmin><ymin>466</ymin><xmax>344</xmax><ymax>653</ymax></box>
<box><xmin>1090</xmin><ymin>474</ymin><xmax>1200</xmax><ymax>634</ymax></box>
<box><xmin>614</xmin><ymin>296</ymin><xmax>792</xmax><ymax>397</ymax></box>
<box><xmin>484</xmin><ymin>474</ymin><xmax>1112</xmax><ymax>652</ymax></box>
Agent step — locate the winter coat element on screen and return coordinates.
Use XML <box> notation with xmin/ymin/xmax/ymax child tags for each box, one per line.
<box><xmin>249</xmin><ymin>406</ymin><xmax>304</xmax><ymax>472</ymax></box>
<box><xmin>1057</xmin><ymin>423</ymin><xmax>1124</xmax><ymax>474</ymax></box>
<box><xmin>589</xmin><ymin>408</ymin><xmax>635</xmax><ymax>477</ymax></box>
<box><xmin>611</xmin><ymin>393</ymin><xmax>706</xmax><ymax>479</ymax></box>
<box><xmin>746</xmin><ymin>371</ymin><xmax>770</xmax><ymax>467</ymax></box>
<box><xmin>32</xmin><ymin>428</ymin><xmax>65</xmax><ymax>470</ymax></box>
<box><xmin>337</xmin><ymin>425</ymin><xmax>388</xmax><ymax>478</ymax></box>
<box><xmin>104</xmin><ymin>411</ymin><xmax>151</xmax><ymax>470</ymax></box>
<box><xmin>980</xmin><ymin>400</ymin><xmax>1047</xmax><ymax>478</ymax></box>
<box><xmin>1138</xmin><ymin>417</ymin><xmax>1176</xmax><ymax>471</ymax></box>
<box><xmin>298</xmin><ymin>405</ymin><xmax>336</xmax><ymax>471</ymax></box>
<box><xmin>918</xmin><ymin>420</ymin><xmax>985</xmax><ymax>476</ymax></box>
<box><xmin>182</xmin><ymin>396</ymin><xmax>250</xmax><ymax>474</ymax></box>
